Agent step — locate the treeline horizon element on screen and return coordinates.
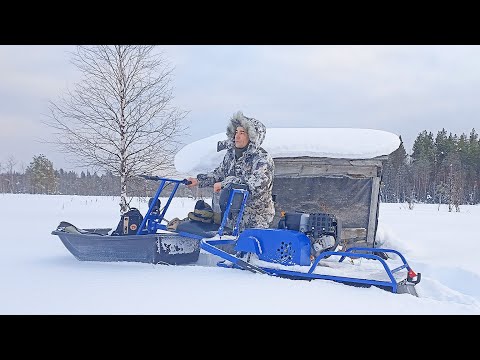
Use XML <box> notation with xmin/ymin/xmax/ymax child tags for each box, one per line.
<box><xmin>1</xmin><ymin>127</ymin><xmax>479</xmax><ymax>206</ymax></box>
<box><xmin>381</xmin><ymin>127</ymin><xmax>479</xmax><ymax>207</ymax></box>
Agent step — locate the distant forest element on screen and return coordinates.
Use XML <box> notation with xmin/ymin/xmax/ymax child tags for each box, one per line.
<box><xmin>1</xmin><ymin>127</ymin><xmax>479</xmax><ymax>206</ymax></box>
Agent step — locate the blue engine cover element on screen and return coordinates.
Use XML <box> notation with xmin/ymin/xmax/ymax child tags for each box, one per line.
<box><xmin>235</xmin><ymin>228</ymin><xmax>311</xmax><ymax>266</ymax></box>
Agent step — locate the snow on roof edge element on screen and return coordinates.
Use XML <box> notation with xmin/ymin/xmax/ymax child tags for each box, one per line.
<box><xmin>174</xmin><ymin>128</ymin><xmax>400</xmax><ymax>175</ymax></box>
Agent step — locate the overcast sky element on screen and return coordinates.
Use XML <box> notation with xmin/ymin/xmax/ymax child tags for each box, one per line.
<box><xmin>1</xmin><ymin>45</ymin><xmax>479</xmax><ymax>172</ymax></box>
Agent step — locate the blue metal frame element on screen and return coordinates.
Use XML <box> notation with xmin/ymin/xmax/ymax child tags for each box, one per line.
<box><xmin>136</xmin><ymin>176</ymin><xmax>190</xmax><ymax>235</ymax></box>
<box><xmin>201</xmin><ymin>237</ymin><xmax>418</xmax><ymax>293</ymax></box>
<box><xmin>217</xmin><ymin>188</ymin><xmax>249</xmax><ymax>236</ymax></box>
<box><xmin>201</xmin><ymin>238</ymin><xmax>267</xmax><ymax>274</ymax></box>
<box><xmin>265</xmin><ymin>247</ymin><xmax>415</xmax><ymax>293</ymax></box>
<box><xmin>135</xmin><ymin>176</ymin><xmax>249</xmax><ymax>238</ymax></box>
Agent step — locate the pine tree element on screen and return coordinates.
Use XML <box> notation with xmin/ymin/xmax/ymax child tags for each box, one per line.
<box><xmin>25</xmin><ymin>154</ymin><xmax>57</xmax><ymax>194</ymax></box>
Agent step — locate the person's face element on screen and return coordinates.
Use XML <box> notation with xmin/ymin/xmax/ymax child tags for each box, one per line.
<box><xmin>235</xmin><ymin>126</ymin><xmax>249</xmax><ymax>148</ymax></box>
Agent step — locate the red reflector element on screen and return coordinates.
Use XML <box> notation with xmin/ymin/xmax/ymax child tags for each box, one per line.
<box><xmin>408</xmin><ymin>269</ymin><xmax>417</xmax><ymax>278</ymax></box>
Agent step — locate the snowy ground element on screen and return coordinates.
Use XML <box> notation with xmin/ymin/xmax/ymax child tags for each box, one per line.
<box><xmin>1</xmin><ymin>193</ymin><xmax>479</xmax><ymax>314</ymax></box>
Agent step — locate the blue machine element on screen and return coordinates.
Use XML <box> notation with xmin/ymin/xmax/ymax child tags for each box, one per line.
<box><xmin>138</xmin><ymin>176</ymin><xmax>421</xmax><ymax>296</ymax></box>
<box><xmin>52</xmin><ymin>176</ymin><xmax>421</xmax><ymax>296</ymax></box>
<box><xmin>188</xmin><ymin>181</ymin><xmax>422</xmax><ymax>296</ymax></box>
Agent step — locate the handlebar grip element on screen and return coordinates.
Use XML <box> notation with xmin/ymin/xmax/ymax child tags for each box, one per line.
<box><xmin>183</xmin><ymin>179</ymin><xmax>192</xmax><ymax>185</ymax></box>
<box><xmin>138</xmin><ymin>174</ymin><xmax>160</xmax><ymax>181</ymax></box>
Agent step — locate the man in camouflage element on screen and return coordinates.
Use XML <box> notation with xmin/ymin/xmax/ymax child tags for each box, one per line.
<box><xmin>187</xmin><ymin>111</ymin><xmax>275</xmax><ymax>230</ymax></box>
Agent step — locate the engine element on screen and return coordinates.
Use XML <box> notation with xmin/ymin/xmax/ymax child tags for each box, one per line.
<box><xmin>278</xmin><ymin>212</ymin><xmax>340</xmax><ymax>258</ymax></box>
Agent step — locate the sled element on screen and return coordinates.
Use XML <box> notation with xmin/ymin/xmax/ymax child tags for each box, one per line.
<box><xmin>51</xmin><ymin>176</ymin><xmax>202</xmax><ymax>265</ymax></box>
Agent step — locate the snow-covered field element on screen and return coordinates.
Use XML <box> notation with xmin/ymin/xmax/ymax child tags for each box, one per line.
<box><xmin>1</xmin><ymin>193</ymin><xmax>479</xmax><ymax>314</ymax></box>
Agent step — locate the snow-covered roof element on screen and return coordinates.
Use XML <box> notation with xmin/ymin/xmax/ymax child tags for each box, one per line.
<box><xmin>174</xmin><ymin>128</ymin><xmax>400</xmax><ymax>174</ymax></box>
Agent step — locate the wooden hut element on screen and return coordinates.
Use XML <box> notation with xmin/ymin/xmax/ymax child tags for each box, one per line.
<box><xmin>272</xmin><ymin>156</ymin><xmax>387</xmax><ymax>248</ymax></box>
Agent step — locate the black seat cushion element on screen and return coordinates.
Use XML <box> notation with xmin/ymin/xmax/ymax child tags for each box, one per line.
<box><xmin>175</xmin><ymin>220</ymin><xmax>220</xmax><ymax>238</ymax></box>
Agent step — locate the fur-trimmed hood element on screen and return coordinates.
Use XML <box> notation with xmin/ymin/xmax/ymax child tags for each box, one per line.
<box><xmin>226</xmin><ymin>111</ymin><xmax>266</xmax><ymax>150</ymax></box>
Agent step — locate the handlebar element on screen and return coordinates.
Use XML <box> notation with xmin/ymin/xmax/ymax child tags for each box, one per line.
<box><xmin>137</xmin><ymin>174</ymin><xmax>192</xmax><ymax>185</ymax></box>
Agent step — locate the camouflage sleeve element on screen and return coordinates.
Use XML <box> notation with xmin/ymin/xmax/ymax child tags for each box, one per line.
<box><xmin>221</xmin><ymin>153</ymin><xmax>274</xmax><ymax>198</ymax></box>
<box><xmin>196</xmin><ymin>154</ymin><xmax>230</xmax><ymax>188</ymax></box>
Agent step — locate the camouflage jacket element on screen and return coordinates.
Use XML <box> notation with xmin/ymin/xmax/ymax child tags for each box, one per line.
<box><xmin>197</xmin><ymin>111</ymin><xmax>275</xmax><ymax>229</ymax></box>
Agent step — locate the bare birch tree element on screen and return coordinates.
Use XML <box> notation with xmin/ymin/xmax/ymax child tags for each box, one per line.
<box><xmin>44</xmin><ymin>45</ymin><xmax>188</xmax><ymax>213</ymax></box>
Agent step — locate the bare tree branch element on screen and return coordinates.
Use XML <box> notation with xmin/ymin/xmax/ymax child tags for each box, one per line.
<box><xmin>43</xmin><ymin>45</ymin><xmax>189</xmax><ymax>213</ymax></box>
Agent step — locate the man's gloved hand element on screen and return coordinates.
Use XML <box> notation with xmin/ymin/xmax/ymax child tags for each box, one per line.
<box><xmin>186</xmin><ymin>177</ymin><xmax>198</xmax><ymax>187</ymax></box>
